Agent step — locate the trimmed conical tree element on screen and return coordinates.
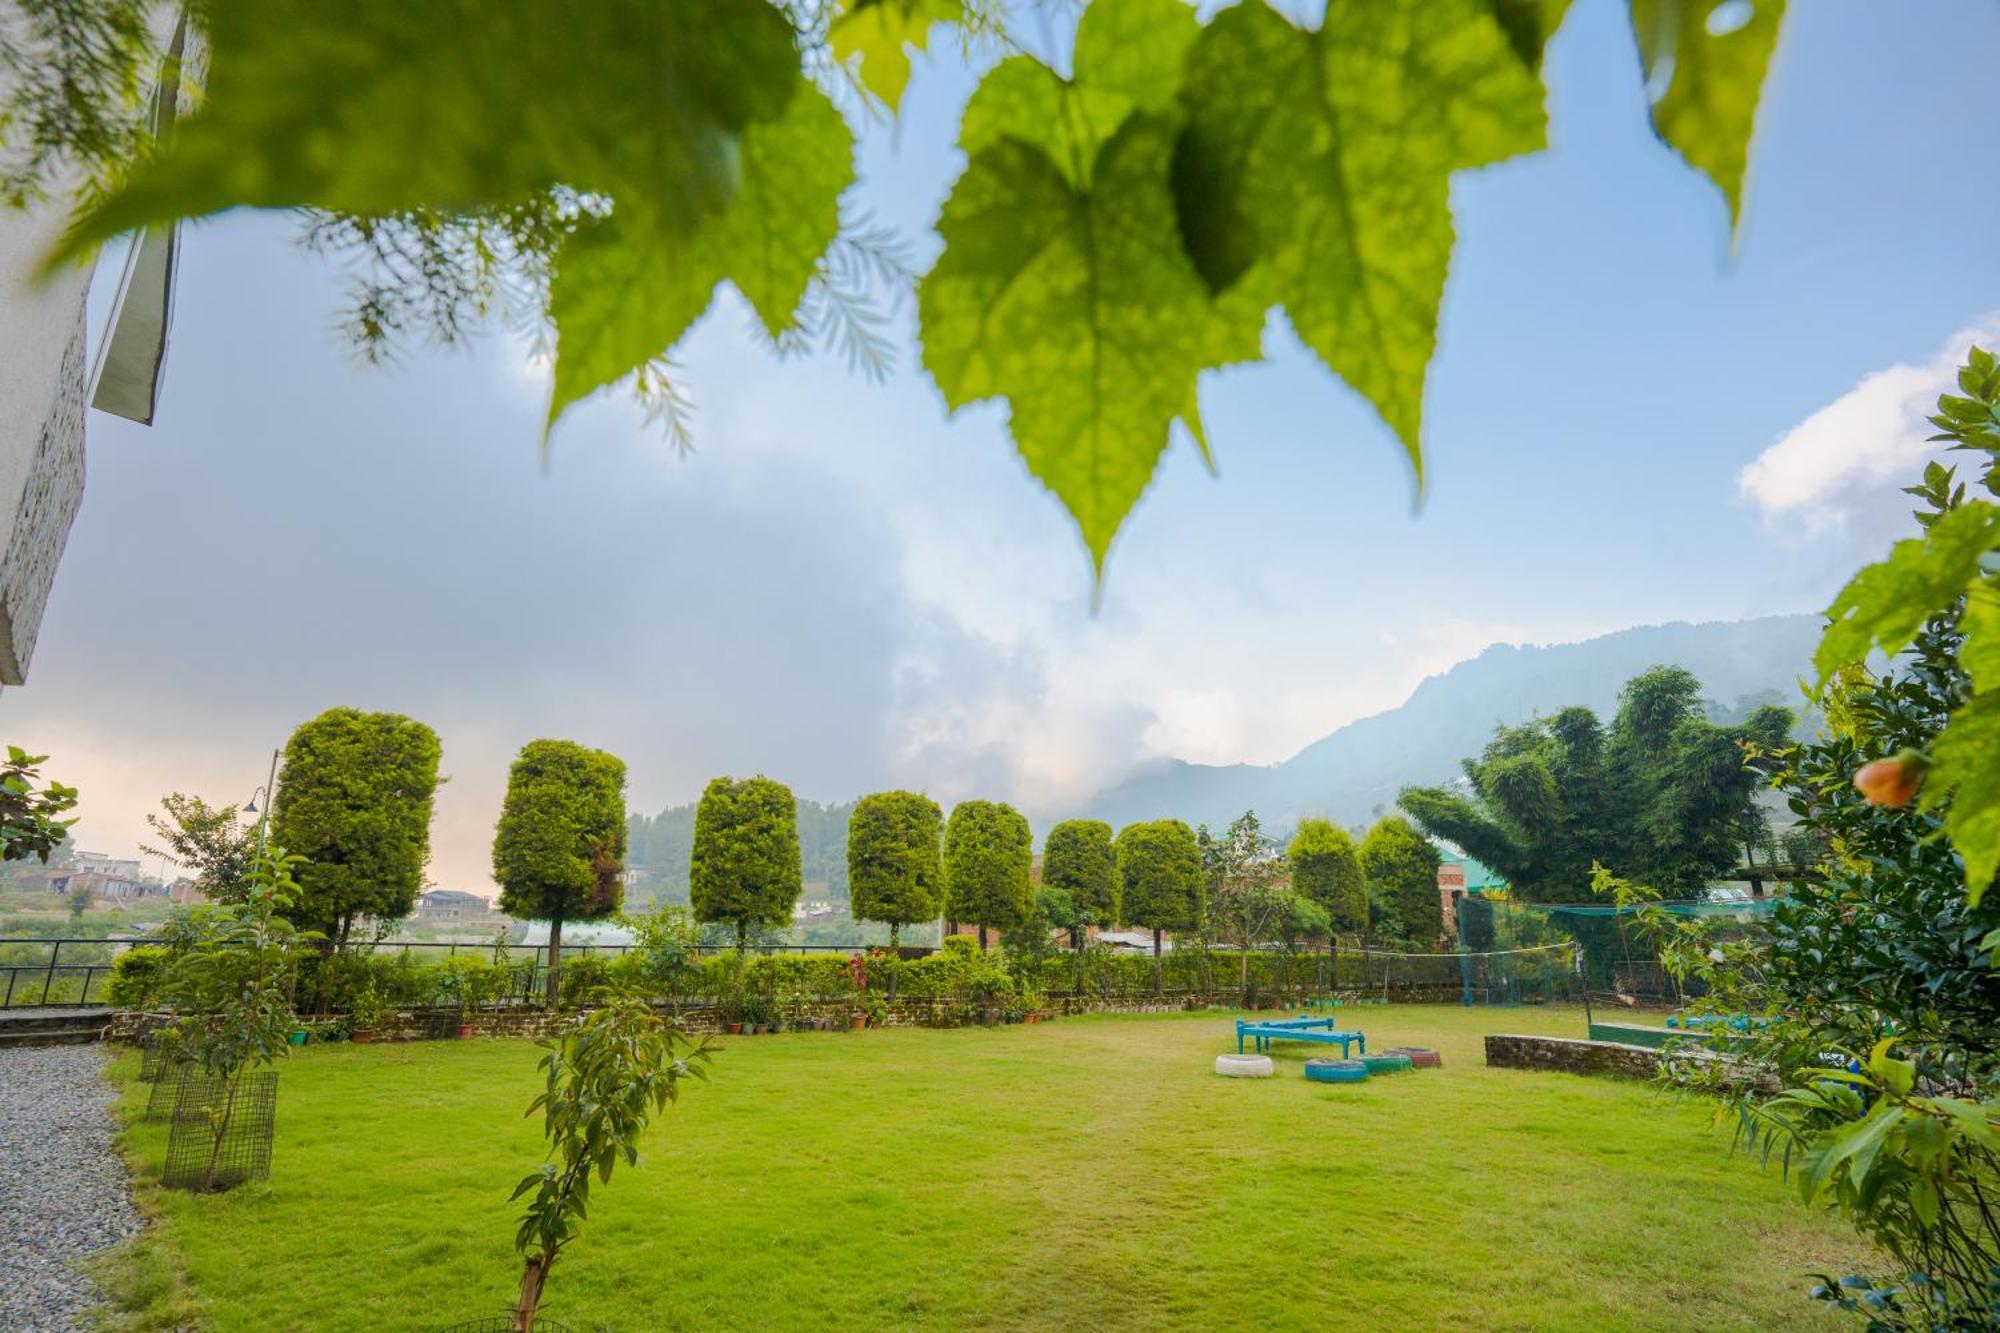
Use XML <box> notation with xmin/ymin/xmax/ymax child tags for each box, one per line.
<box><xmin>1116</xmin><ymin>819</ymin><xmax>1201</xmax><ymax>994</ymax></box>
<box><xmin>848</xmin><ymin>790</ymin><xmax>943</xmax><ymax>953</ymax></box>
<box><xmin>690</xmin><ymin>775</ymin><xmax>802</xmax><ymax>954</ymax></box>
<box><xmin>492</xmin><ymin>740</ymin><xmax>627</xmax><ymax>1004</ymax></box>
<box><xmin>1041</xmin><ymin>819</ymin><xmax>1117</xmax><ymax>950</ymax></box>
<box><xmin>943</xmin><ymin>800</ymin><xmax>1030</xmax><ymax>950</ymax></box>
<box><xmin>272</xmin><ymin>707</ymin><xmax>441</xmax><ymax>948</ymax></box>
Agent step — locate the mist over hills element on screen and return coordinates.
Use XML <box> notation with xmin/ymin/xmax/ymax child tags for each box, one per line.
<box><xmin>624</xmin><ymin>614</ymin><xmax>1820</xmax><ymax>901</ymax></box>
<box><xmin>1077</xmin><ymin>614</ymin><xmax>1821</xmax><ymax>835</ymax></box>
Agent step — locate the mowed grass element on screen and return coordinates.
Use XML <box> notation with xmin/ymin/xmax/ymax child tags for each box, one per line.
<box><xmin>99</xmin><ymin>1005</ymin><xmax>1873</xmax><ymax>1331</ymax></box>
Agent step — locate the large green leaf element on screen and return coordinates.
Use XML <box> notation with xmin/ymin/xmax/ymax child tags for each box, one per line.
<box><xmin>829</xmin><ymin>0</ymin><xmax>963</xmax><ymax>111</ymax></box>
<box><xmin>53</xmin><ymin>0</ymin><xmax>801</xmax><ymax>262</ymax></box>
<box><xmin>1630</xmin><ymin>0</ymin><xmax>1788</xmax><ymax>229</ymax></box>
<box><xmin>1929</xmin><ymin>689</ymin><xmax>2000</xmax><ymax>907</ymax></box>
<box><xmin>1814</xmin><ymin>501</ymin><xmax>2000</xmax><ymax>685</ymax></box>
<box><xmin>920</xmin><ymin>116</ymin><xmax>1234</xmax><ymax>574</ymax></box>
<box><xmin>959</xmin><ymin>0</ymin><xmax>1201</xmax><ymax>186</ymax></box>
<box><xmin>547</xmin><ymin>87</ymin><xmax>853</xmax><ymax>424</ymax></box>
<box><xmin>1175</xmin><ymin>0</ymin><xmax>1549</xmax><ymax>483</ymax></box>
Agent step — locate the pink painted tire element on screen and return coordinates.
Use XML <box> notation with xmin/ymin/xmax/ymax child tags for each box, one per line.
<box><xmin>1381</xmin><ymin>1046</ymin><xmax>1442</xmax><ymax>1069</ymax></box>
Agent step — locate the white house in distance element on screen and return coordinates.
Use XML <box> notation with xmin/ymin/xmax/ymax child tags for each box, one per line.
<box><xmin>0</xmin><ymin>15</ymin><xmax>188</xmax><ymax>688</ymax></box>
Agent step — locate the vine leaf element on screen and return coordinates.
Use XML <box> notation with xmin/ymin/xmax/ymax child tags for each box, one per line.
<box><xmin>49</xmin><ymin>0</ymin><xmax>802</xmax><ymax>266</ymax></box>
<box><xmin>829</xmin><ymin>0</ymin><xmax>962</xmax><ymax>111</ymax></box>
<box><xmin>933</xmin><ymin>0</ymin><xmax>1250</xmax><ymax>568</ymax></box>
<box><xmin>921</xmin><ymin>115</ymin><xmax>1232</xmax><ymax>575</ymax></box>
<box><xmin>547</xmin><ymin>87</ymin><xmax>853</xmax><ymax>426</ymax></box>
<box><xmin>960</xmin><ymin>0</ymin><xmax>1201</xmax><ymax>183</ymax></box>
<box><xmin>1630</xmin><ymin>0</ymin><xmax>1788</xmax><ymax>230</ymax></box>
<box><xmin>1175</xmin><ymin>0</ymin><xmax>1549</xmax><ymax>485</ymax></box>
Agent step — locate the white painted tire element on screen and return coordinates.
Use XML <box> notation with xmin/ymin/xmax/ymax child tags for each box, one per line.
<box><xmin>1214</xmin><ymin>1054</ymin><xmax>1275</xmax><ymax>1078</ymax></box>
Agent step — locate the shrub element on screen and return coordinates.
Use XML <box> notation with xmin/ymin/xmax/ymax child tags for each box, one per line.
<box><xmin>106</xmin><ymin>945</ymin><xmax>172</xmax><ymax>1009</ymax></box>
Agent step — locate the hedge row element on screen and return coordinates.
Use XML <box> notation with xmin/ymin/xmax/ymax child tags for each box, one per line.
<box><xmin>105</xmin><ymin>938</ymin><xmax>1572</xmax><ymax>1015</ymax></box>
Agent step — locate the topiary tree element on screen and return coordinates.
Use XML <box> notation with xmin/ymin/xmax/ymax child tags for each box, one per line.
<box><xmin>493</xmin><ymin>740</ymin><xmax>627</xmax><ymax>1003</ymax></box>
<box><xmin>847</xmin><ymin>790</ymin><xmax>942</xmax><ymax>967</ymax></box>
<box><xmin>1359</xmin><ymin>815</ymin><xmax>1443</xmax><ymax>947</ymax></box>
<box><xmin>271</xmin><ymin>707</ymin><xmax>441</xmax><ymax>946</ymax></box>
<box><xmin>690</xmin><ymin>775</ymin><xmax>802</xmax><ymax>954</ymax></box>
<box><xmin>1041</xmin><ymin>818</ymin><xmax>1117</xmax><ymax>950</ymax></box>
<box><xmin>942</xmin><ymin>800</ymin><xmax>1030</xmax><ymax>950</ymax></box>
<box><xmin>1287</xmin><ymin>817</ymin><xmax>1365</xmax><ymax>937</ymax></box>
<box><xmin>1116</xmin><ymin>819</ymin><xmax>1201</xmax><ymax>993</ymax></box>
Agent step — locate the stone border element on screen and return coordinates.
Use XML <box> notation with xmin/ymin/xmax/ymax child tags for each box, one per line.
<box><xmin>1484</xmin><ymin>1033</ymin><xmax>1661</xmax><ymax>1080</ymax></box>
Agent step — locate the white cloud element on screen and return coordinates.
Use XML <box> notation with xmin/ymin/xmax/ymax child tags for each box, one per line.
<box><xmin>1739</xmin><ymin>314</ymin><xmax>2000</xmax><ymax>534</ymax></box>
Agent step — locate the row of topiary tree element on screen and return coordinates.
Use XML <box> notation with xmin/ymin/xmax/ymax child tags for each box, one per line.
<box><xmin>158</xmin><ymin>708</ymin><xmax>1443</xmax><ymax>1005</ymax></box>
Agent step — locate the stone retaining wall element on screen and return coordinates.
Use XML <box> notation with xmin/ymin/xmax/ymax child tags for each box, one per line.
<box><xmin>1484</xmin><ymin>1033</ymin><xmax>1661</xmax><ymax>1080</ymax></box>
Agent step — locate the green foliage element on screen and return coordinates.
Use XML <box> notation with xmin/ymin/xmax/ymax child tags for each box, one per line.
<box><xmin>1114</xmin><ymin>819</ymin><xmax>1201</xmax><ymax>940</ymax></box>
<box><xmin>846</xmin><ymin>790</ymin><xmax>943</xmax><ymax>942</ymax></box>
<box><xmin>493</xmin><ymin>739</ymin><xmax>629</xmax><ymax>932</ymax></box>
<box><xmin>36</xmin><ymin>0</ymin><xmax>1797</xmax><ymax>581</ymax></box>
<box><xmin>690</xmin><ymin>775</ymin><xmax>803</xmax><ymax>950</ymax></box>
<box><xmin>0</xmin><ymin>747</ymin><xmax>77</xmax><ymax>864</ymax></box>
<box><xmin>1358</xmin><ymin>816</ymin><xmax>1442</xmax><ymax>946</ymax></box>
<box><xmin>141</xmin><ymin>793</ymin><xmax>255</xmax><ymax>904</ymax></box>
<box><xmin>156</xmin><ymin>844</ymin><xmax>311</xmax><ymax>1085</ymax></box>
<box><xmin>1286</xmin><ymin>817</ymin><xmax>1364</xmax><ymax>936</ymax></box>
<box><xmin>1040</xmin><ymin>819</ymin><xmax>1117</xmax><ymax>937</ymax></box>
<box><xmin>1655</xmin><ymin>568</ymin><xmax>2000</xmax><ymax>1323</ymax></box>
<box><xmin>271</xmin><ymin>708</ymin><xmax>441</xmax><ymax>942</ymax></box>
<box><xmin>106</xmin><ymin>944</ymin><xmax>171</xmax><ymax>1009</ymax></box>
<box><xmin>510</xmin><ymin>997</ymin><xmax>711</xmax><ymax>1327</ymax></box>
<box><xmin>1811</xmin><ymin>348</ymin><xmax>2000</xmax><ymax>903</ymax></box>
<box><xmin>1628</xmin><ymin>0</ymin><xmax>1786</xmax><ymax>230</ymax></box>
<box><xmin>1402</xmin><ymin>672</ymin><xmax>1785</xmax><ymax>900</ymax></box>
<box><xmin>942</xmin><ymin>800</ymin><xmax>1030</xmax><ymax>938</ymax></box>
<box><xmin>0</xmin><ymin>0</ymin><xmax>156</xmax><ymax>208</ymax></box>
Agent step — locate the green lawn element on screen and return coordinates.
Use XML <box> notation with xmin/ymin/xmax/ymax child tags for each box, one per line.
<box><xmin>98</xmin><ymin>1005</ymin><xmax>1873</xmax><ymax>1331</ymax></box>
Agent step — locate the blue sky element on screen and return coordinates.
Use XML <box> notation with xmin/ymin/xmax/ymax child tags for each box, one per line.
<box><xmin>8</xmin><ymin>0</ymin><xmax>2000</xmax><ymax>891</ymax></box>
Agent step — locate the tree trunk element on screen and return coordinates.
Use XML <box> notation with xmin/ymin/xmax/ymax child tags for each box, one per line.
<box><xmin>545</xmin><ymin>913</ymin><xmax>564</xmax><ymax>1008</ymax></box>
<box><xmin>887</xmin><ymin>922</ymin><xmax>900</xmax><ymax>1000</ymax></box>
<box><xmin>978</xmin><ymin>924</ymin><xmax>988</xmax><ymax>951</ymax></box>
<box><xmin>1152</xmin><ymin>928</ymin><xmax>1163</xmax><ymax>997</ymax></box>
<box><xmin>735</xmin><ymin>919</ymin><xmax>748</xmax><ymax>956</ymax></box>
<box><xmin>514</xmin><ymin>1252</ymin><xmax>553</xmax><ymax>1332</ymax></box>
<box><xmin>201</xmin><ymin>1072</ymin><xmax>243</xmax><ymax>1193</ymax></box>
<box><xmin>1239</xmin><ymin>945</ymin><xmax>1251</xmax><ymax>1009</ymax></box>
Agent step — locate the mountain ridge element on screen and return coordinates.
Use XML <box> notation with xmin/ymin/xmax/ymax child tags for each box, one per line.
<box><xmin>1077</xmin><ymin>613</ymin><xmax>1820</xmax><ymax>834</ymax></box>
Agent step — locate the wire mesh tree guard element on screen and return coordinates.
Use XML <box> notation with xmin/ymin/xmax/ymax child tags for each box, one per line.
<box><xmin>161</xmin><ymin>1071</ymin><xmax>278</xmax><ymax>1192</ymax></box>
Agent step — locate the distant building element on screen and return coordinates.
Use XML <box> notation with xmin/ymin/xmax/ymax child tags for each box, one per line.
<box><xmin>72</xmin><ymin>851</ymin><xmax>143</xmax><ymax>880</ymax></box>
<box><xmin>1437</xmin><ymin>852</ymin><xmax>1506</xmax><ymax>939</ymax></box>
<box><xmin>412</xmin><ymin>889</ymin><xmax>499</xmax><ymax>923</ymax></box>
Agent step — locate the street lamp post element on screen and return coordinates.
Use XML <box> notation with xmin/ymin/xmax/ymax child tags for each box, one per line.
<box><xmin>241</xmin><ymin>747</ymin><xmax>280</xmax><ymax>856</ymax></box>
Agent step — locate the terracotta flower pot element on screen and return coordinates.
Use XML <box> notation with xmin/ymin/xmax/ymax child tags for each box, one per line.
<box><xmin>850</xmin><ymin>1014</ymin><xmax>867</xmax><ymax>1030</ymax></box>
<box><xmin>352</xmin><ymin>1029</ymin><xmax>380</xmax><ymax>1044</ymax></box>
<box><xmin>726</xmin><ymin>1021</ymin><xmax>743</xmax><ymax>1035</ymax></box>
<box><xmin>456</xmin><ymin>1024</ymin><xmax>475</xmax><ymax>1040</ymax></box>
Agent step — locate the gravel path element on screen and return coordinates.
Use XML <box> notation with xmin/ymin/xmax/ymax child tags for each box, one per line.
<box><xmin>0</xmin><ymin>1045</ymin><xmax>144</xmax><ymax>1332</ymax></box>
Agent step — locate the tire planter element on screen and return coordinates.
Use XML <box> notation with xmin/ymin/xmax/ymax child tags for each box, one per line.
<box><xmin>1214</xmin><ymin>1053</ymin><xmax>1275</xmax><ymax>1078</ymax></box>
<box><xmin>1380</xmin><ymin>1046</ymin><xmax>1441</xmax><ymax>1069</ymax></box>
<box><xmin>1359</xmin><ymin>1052</ymin><xmax>1415</xmax><ymax>1075</ymax></box>
<box><xmin>1303</xmin><ymin>1057</ymin><xmax>1370</xmax><ymax>1085</ymax></box>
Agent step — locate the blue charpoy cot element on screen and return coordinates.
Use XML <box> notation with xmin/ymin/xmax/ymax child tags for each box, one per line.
<box><xmin>1235</xmin><ymin>1016</ymin><xmax>1366</xmax><ymax>1057</ymax></box>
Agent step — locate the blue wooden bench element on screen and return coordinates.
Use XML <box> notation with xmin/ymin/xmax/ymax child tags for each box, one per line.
<box><xmin>1236</xmin><ymin>1018</ymin><xmax>1365</xmax><ymax>1057</ymax></box>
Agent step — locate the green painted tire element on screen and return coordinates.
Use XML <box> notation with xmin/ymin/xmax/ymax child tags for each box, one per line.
<box><xmin>1303</xmin><ymin>1057</ymin><xmax>1369</xmax><ymax>1084</ymax></box>
<box><xmin>1359</xmin><ymin>1052</ymin><xmax>1415</xmax><ymax>1075</ymax></box>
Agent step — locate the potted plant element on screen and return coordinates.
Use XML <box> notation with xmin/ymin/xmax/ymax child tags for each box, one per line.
<box><xmin>350</xmin><ymin>983</ymin><xmax>392</xmax><ymax>1043</ymax></box>
<box><xmin>864</xmin><ymin>994</ymin><xmax>889</xmax><ymax>1029</ymax></box>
